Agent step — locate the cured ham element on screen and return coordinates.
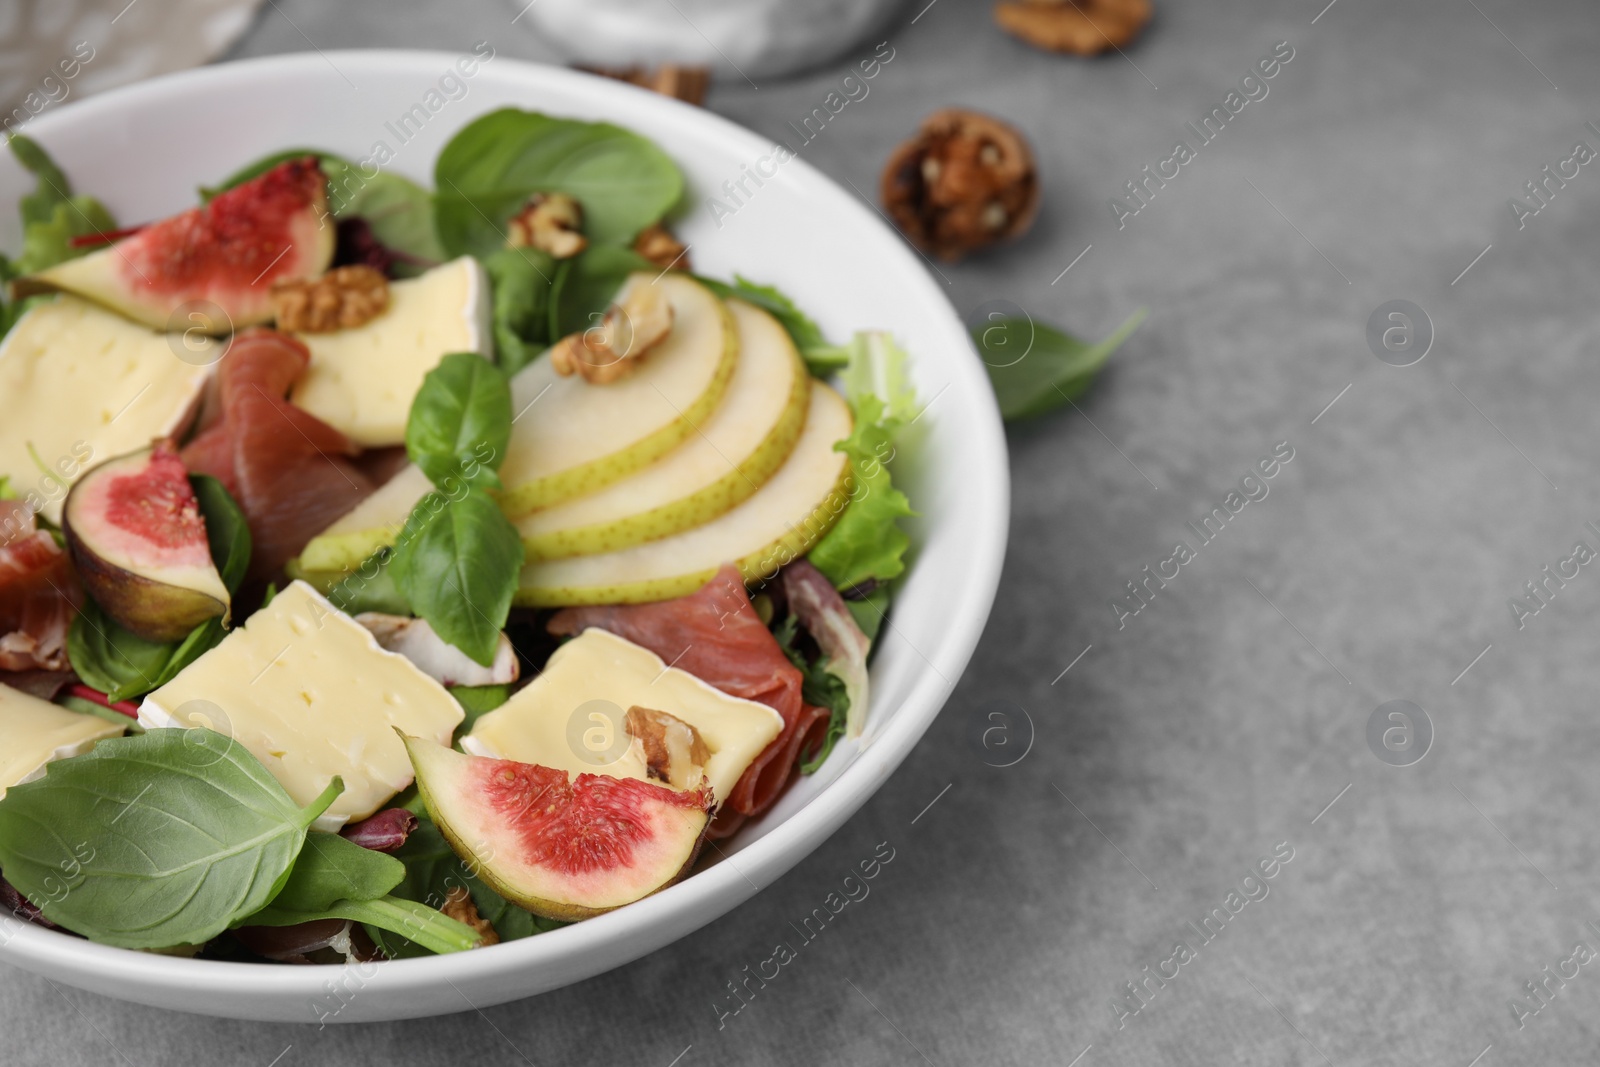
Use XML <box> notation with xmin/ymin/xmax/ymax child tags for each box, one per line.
<box><xmin>549</xmin><ymin>565</ymin><xmax>833</xmax><ymax>827</ymax></box>
<box><xmin>181</xmin><ymin>328</ymin><xmax>374</xmax><ymax>582</ymax></box>
<box><xmin>0</xmin><ymin>500</ymin><xmax>80</xmax><ymax>672</ymax></box>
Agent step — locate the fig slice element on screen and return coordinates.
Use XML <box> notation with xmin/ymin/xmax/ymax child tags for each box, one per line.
<box><xmin>14</xmin><ymin>157</ymin><xmax>334</xmax><ymax>332</ymax></box>
<box><xmin>62</xmin><ymin>444</ymin><xmax>230</xmax><ymax>642</ymax></box>
<box><xmin>401</xmin><ymin>733</ymin><xmax>713</xmax><ymax>921</ymax></box>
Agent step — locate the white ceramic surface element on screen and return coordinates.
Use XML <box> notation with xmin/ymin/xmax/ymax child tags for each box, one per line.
<box><xmin>0</xmin><ymin>51</ymin><xmax>1009</xmax><ymax>1023</ymax></box>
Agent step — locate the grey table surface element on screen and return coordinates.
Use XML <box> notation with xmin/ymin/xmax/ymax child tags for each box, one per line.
<box><xmin>8</xmin><ymin>0</ymin><xmax>1600</xmax><ymax>1063</ymax></box>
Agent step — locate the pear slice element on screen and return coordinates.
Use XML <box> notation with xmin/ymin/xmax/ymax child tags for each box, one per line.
<box><xmin>289</xmin><ymin>256</ymin><xmax>490</xmax><ymax>448</ymax></box>
<box><xmin>497</xmin><ymin>272</ymin><xmax>737</xmax><ymax>513</ymax></box>
<box><xmin>292</xmin><ymin>272</ymin><xmax>738</xmax><ymax>574</ymax></box>
<box><xmin>518</xmin><ymin>299</ymin><xmax>809</xmax><ymax>559</ymax></box>
<box><xmin>514</xmin><ymin>382</ymin><xmax>854</xmax><ymax>607</ymax></box>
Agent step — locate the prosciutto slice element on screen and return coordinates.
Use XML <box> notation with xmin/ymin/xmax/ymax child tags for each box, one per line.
<box><xmin>181</xmin><ymin>328</ymin><xmax>374</xmax><ymax>582</ymax></box>
<box><xmin>0</xmin><ymin>500</ymin><xmax>80</xmax><ymax>673</ymax></box>
<box><xmin>548</xmin><ymin>565</ymin><xmax>833</xmax><ymax>824</ymax></box>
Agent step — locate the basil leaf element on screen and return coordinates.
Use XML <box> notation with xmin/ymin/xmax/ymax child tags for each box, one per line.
<box><xmin>321</xmin><ymin>548</ymin><xmax>412</xmax><ymax>616</ymax></box>
<box><xmin>551</xmin><ymin>245</ymin><xmax>657</xmax><ymax>339</ymax></box>
<box><xmin>258</xmin><ymin>832</ymin><xmax>404</xmax><ymax>913</ymax></box>
<box><xmin>433</xmin><ymin>108</ymin><xmax>683</xmax><ymax>257</ymax></box>
<box><xmin>0</xmin><ymin>729</ymin><xmax>342</xmax><ymax>949</ymax></box>
<box><xmin>391</xmin><ymin>489</ymin><xmax>524</xmax><ymax>667</ymax></box>
<box><xmin>973</xmin><ymin>309</ymin><xmax>1146</xmax><ymax>422</ymax></box>
<box><xmin>405</xmin><ymin>353</ymin><xmax>512</xmax><ymax>490</ymax></box>
<box><xmin>482</xmin><ymin>246</ymin><xmax>556</xmax><ymax>375</ymax></box>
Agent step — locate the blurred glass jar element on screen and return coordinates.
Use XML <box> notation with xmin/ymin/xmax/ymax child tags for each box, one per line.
<box><xmin>514</xmin><ymin>0</ymin><xmax>910</xmax><ymax>81</ymax></box>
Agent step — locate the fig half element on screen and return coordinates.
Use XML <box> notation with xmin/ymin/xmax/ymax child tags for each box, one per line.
<box><xmin>63</xmin><ymin>444</ymin><xmax>230</xmax><ymax>641</ymax></box>
<box><xmin>401</xmin><ymin>734</ymin><xmax>712</xmax><ymax>922</ymax></box>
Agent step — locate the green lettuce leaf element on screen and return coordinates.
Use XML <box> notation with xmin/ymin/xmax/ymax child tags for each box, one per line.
<box><xmin>807</xmin><ymin>332</ymin><xmax>917</xmax><ymax>592</ymax></box>
<box><xmin>8</xmin><ymin>135</ymin><xmax>118</xmax><ymax>276</ymax></box>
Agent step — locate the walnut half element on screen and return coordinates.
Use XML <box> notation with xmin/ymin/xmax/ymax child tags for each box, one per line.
<box><xmin>549</xmin><ymin>274</ymin><xmax>674</xmax><ymax>384</ymax></box>
<box><xmin>881</xmin><ymin>109</ymin><xmax>1039</xmax><ymax>262</ymax></box>
<box><xmin>995</xmin><ymin>0</ymin><xmax>1153</xmax><ymax>56</ymax></box>
<box><xmin>507</xmin><ymin>193</ymin><xmax>587</xmax><ymax>259</ymax></box>
<box><xmin>271</xmin><ymin>265</ymin><xmax>389</xmax><ymax>333</ymax></box>
<box><xmin>441</xmin><ymin>886</ymin><xmax>499</xmax><ymax>947</ymax></box>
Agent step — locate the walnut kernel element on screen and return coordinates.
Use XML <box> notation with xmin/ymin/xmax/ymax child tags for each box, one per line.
<box><xmin>441</xmin><ymin>886</ymin><xmax>499</xmax><ymax>947</ymax></box>
<box><xmin>549</xmin><ymin>275</ymin><xmax>675</xmax><ymax>385</ymax></box>
<box><xmin>507</xmin><ymin>193</ymin><xmax>587</xmax><ymax>259</ymax></box>
<box><xmin>881</xmin><ymin>109</ymin><xmax>1039</xmax><ymax>262</ymax></box>
<box><xmin>271</xmin><ymin>265</ymin><xmax>390</xmax><ymax>333</ymax></box>
<box><xmin>633</xmin><ymin>223</ymin><xmax>690</xmax><ymax>271</ymax></box>
<box><xmin>995</xmin><ymin>0</ymin><xmax>1153</xmax><ymax>55</ymax></box>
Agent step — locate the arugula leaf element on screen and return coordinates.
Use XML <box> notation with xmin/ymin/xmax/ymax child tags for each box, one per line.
<box><xmin>550</xmin><ymin>245</ymin><xmax>656</xmax><ymax>340</ymax></box>
<box><xmin>697</xmin><ymin>275</ymin><xmax>850</xmax><ymax>376</ymax></box>
<box><xmin>391</xmin><ymin>489</ymin><xmax>524</xmax><ymax>668</ymax></box>
<box><xmin>66</xmin><ymin>476</ymin><xmax>250</xmax><ymax>702</ymax></box>
<box><xmin>256</xmin><ymin>894</ymin><xmax>484</xmax><ymax>956</ymax></box>
<box><xmin>405</xmin><ymin>353</ymin><xmax>513</xmax><ymax>490</ymax></box>
<box><xmin>773</xmin><ymin>617</ymin><xmax>851</xmax><ymax>774</ymax></box>
<box><xmin>55</xmin><ymin>694</ymin><xmax>141</xmax><ymax>732</ymax></box>
<box><xmin>482</xmin><ymin>246</ymin><xmax>556</xmax><ymax>375</ymax></box>
<box><xmin>973</xmin><ymin>309</ymin><xmax>1146</xmax><ymax>422</ymax></box>
<box><xmin>0</xmin><ymin>729</ymin><xmax>342</xmax><ymax>949</ymax></box>
<box><xmin>433</xmin><ymin>108</ymin><xmax>683</xmax><ymax>257</ymax></box>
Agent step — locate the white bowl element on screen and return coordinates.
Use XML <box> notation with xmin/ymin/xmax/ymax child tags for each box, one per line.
<box><xmin>0</xmin><ymin>50</ymin><xmax>1008</xmax><ymax>1022</ymax></box>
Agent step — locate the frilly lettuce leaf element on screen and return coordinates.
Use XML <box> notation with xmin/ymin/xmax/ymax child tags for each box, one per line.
<box><xmin>808</xmin><ymin>331</ymin><xmax>917</xmax><ymax>592</ymax></box>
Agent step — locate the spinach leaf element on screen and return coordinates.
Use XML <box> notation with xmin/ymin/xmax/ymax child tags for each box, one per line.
<box><xmin>241</xmin><ymin>833</ymin><xmax>483</xmax><ymax>957</ymax></box>
<box><xmin>550</xmin><ymin>245</ymin><xmax>656</xmax><ymax>339</ymax></box>
<box><xmin>482</xmin><ymin>246</ymin><xmax>556</xmax><ymax>375</ymax></box>
<box><xmin>191</xmin><ymin>473</ymin><xmax>251</xmax><ymax>594</ymax></box>
<box><xmin>973</xmin><ymin>309</ymin><xmax>1145</xmax><ymax>422</ymax></box>
<box><xmin>405</xmin><ymin>353</ymin><xmax>512</xmax><ymax>490</ymax></box>
<box><xmin>65</xmin><ymin>476</ymin><xmax>251</xmax><ymax>702</ymax></box>
<box><xmin>391</xmin><ymin>489</ymin><xmax>524</xmax><ymax>668</ymax></box>
<box><xmin>698</xmin><ymin>275</ymin><xmax>849</xmax><ymax>376</ymax></box>
<box><xmin>433</xmin><ymin>109</ymin><xmax>682</xmax><ymax>257</ymax></box>
<box><xmin>0</xmin><ymin>729</ymin><xmax>342</xmax><ymax>949</ymax></box>
<box><xmin>332</xmin><ymin>169</ymin><xmax>446</xmax><ymax>274</ymax></box>
<box><xmin>199</xmin><ymin>148</ymin><xmax>339</xmax><ymax>200</ymax></box>
<box><xmin>450</xmin><ymin>683</ymin><xmax>511</xmax><ymax>738</ymax></box>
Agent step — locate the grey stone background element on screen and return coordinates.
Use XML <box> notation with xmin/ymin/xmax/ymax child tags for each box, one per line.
<box><xmin>7</xmin><ymin>0</ymin><xmax>1600</xmax><ymax>1063</ymax></box>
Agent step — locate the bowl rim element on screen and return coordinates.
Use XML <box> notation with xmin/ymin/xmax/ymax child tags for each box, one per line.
<box><xmin>0</xmin><ymin>48</ymin><xmax>1010</xmax><ymax>1015</ymax></box>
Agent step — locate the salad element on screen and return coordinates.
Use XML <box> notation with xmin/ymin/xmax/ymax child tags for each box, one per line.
<box><xmin>0</xmin><ymin>107</ymin><xmax>918</xmax><ymax>964</ymax></box>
